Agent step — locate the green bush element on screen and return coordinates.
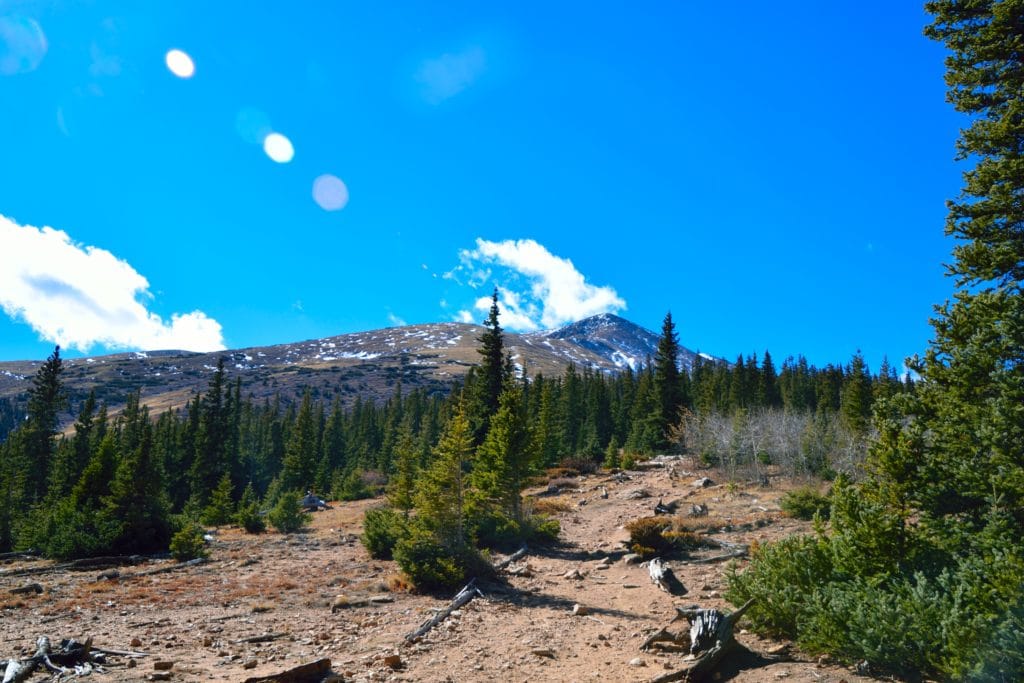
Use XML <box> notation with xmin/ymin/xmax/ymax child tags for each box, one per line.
<box><xmin>361</xmin><ymin>507</ymin><xmax>408</xmax><ymax>560</ymax></box>
<box><xmin>779</xmin><ymin>486</ymin><xmax>831</xmax><ymax>521</ymax></box>
<box><xmin>169</xmin><ymin>522</ymin><xmax>208</xmax><ymax>561</ymax></box>
<box><xmin>725</xmin><ymin>533</ymin><xmax>834</xmax><ymax>636</ymax></box>
<box><xmin>234</xmin><ymin>483</ymin><xmax>265</xmax><ymax>534</ymax></box>
<box><xmin>524</xmin><ymin>514</ymin><xmax>560</xmax><ymax>543</ymax></box>
<box><xmin>393</xmin><ymin>523</ymin><xmax>491</xmax><ymax>591</ymax></box>
<box><xmin>267</xmin><ymin>490</ymin><xmax>309</xmax><ymax>534</ymax></box>
<box><xmin>235</xmin><ymin>502</ymin><xmax>266</xmax><ymax>534</ymax></box>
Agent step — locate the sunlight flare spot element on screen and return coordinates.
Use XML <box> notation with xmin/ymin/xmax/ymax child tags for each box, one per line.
<box><xmin>312</xmin><ymin>174</ymin><xmax>349</xmax><ymax>211</ymax></box>
<box><xmin>0</xmin><ymin>15</ymin><xmax>48</xmax><ymax>76</ymax></box>
<box><xmin>165</xmin><ymin>48</ymin><xmax>195</xmax><ymax>78</ymax></box>
<box><xmin>263</xmin><ymin>132</ymin><xmax>294</xmax><ymax>163</ymax></box>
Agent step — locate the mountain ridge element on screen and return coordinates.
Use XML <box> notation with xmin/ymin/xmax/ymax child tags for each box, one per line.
<box><xmin>0</xmin><ymin>314</ymin><xmax>721</xmax><ymax>421</ymax></box>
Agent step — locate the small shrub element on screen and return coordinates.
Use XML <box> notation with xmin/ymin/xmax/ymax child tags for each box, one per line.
<box><xmin>524</xmin><ymin>515</ymin><xmax>560</xmax><ymax>543</ymax></box>
<box><xmin>169</xmin><ymin>522</ymin><xmax>208</xmax><ymax>561</ymax></box>
<box><xmin>393</xmin><ymin>523</ymin><xmax>491</xmax><ymax>591</ymax></box>
<box><xmin>724</xmin><ymin>533</ymin><xmax>833</xmax><ymax>636</ymax></box>
<box><xmin>557</xmin><ymin>456</ymin><xmax>599</xmax><ymax>475</ymax></box>
<box><xmin>335</xmin><ymin>469</ymin><xmax>385</xmax><ymax>501</ymax></box>
<box><xmin>234</xmin><ymin>482</ymin><xmax>266</xmax><ymax>534</ymax></box>
<box><xmin>361</xmin><ymin>507</ymin><xmax>408</xmax><ymax>560</ymax></box>
<box><xmin>235</xmin><ymin>502</ymin><xmax>266</xmax><ymax>534</ymax></box>
<box><xmin>267</xmin><ymin>490</ymin><xmax>309</xmax><ymax>534</ymax></box>
<box><xmin>780</xmin><ymin>486</ymin><xmax>831</xmax><ymax>520</ymax></box>
<box><xmin>625</xmin><ymin>516</ymin><xmax>699</xmax><ymax>558</ymax></box>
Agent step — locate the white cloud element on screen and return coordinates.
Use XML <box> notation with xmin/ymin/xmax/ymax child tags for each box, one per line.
<box><xmin>0</xmin><ymin>214</ymin><xmax>225</xmax><ymax>353</ymax></box>
<box><xmin>415</xmin><ymin>46</ymin><xmax>486</xmax><ymax>104</ymax></box>
<box><xmin>450</xmin><ymin>238</ymin><xmax>626</xmax><ymax>330</ymax></box>
<box><xmin>387</xmin><ymin>312</ymin><xmax>407</xmax><ymax>327</ymax></box>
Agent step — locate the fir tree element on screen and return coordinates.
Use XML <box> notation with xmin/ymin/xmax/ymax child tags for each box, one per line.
<box><xmin>471</xmin><ymin>385</ymin><xmax>533</xmax><ymax>527</ymax></box>
<box><xmin>190</xmin><ymin>357</ymin><xmax>229</xmax><ymax>507</ymax></box>
<box><xmin>21</xmin><ymin>346</ymin><xmax>65</xmax><ymax>502</ymax></box>
<box><xmin>470</xmin><ymin>288</ymin><xmax>507</xmax><ymax>442</ymax></box>
<box><xmin>653</xmin><ymin>312</ymin><xmax>683</xmax><ymax>448</ymax></box>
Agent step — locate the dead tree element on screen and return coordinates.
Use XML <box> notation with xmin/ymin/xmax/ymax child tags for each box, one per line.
<box><xmin>642</xmin><ymin>599</ymin><xmax>758</xmax><ymax>683</ymax></box>
<box><xmin>648</xmin><ymin>558</ymin><xmax>687</xmax><ymax>596</ymax></box>
<box><xmin>404</xmin><ymin>579</ymin><xmax>483</xmax><ymax>643</ymax></box>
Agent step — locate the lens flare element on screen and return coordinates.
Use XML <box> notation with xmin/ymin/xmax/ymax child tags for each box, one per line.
<box><xmin>0</xmin><ymin>15</ymin><xmax>48</xmax><ymax>76</ymax></box>
<box><xmin>263</xmin><ymin>132</ymin><xmax>294</xmax><ymax>163</ymax></box>
<box><xmin>164</xmin><ymin>49</ymin><xmax>194</xmax><ymax>78</ymax></box>
<box><xmin>312</xmin><ymin>174</ymin><xmax>349</xmax><ymax>211</ymax></box>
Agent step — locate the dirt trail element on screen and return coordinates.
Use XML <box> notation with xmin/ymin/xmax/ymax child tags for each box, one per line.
<box><xmin>0</xmin><ymin>460</ymin><xmax>869</xmax><ymax>682</ymax></box>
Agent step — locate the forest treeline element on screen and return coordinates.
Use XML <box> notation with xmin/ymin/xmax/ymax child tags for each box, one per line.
<box><xmin>0</xmin><ymin>295</ymin><xmax>905</xmax><ymax>561</ymax></box>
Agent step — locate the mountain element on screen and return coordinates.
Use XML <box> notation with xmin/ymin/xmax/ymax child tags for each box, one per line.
<box><xmin>526</xmin><ymin>313</ymin><xmax>708</xmax><ymax>372</ymax></box>
<box><xmin>0</xmin><ymin>315</ymin><xmax>721</xmax><ymax>421</ymax></box>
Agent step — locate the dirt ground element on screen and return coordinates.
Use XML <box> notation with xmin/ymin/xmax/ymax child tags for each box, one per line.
<box><xmin>0</xmin><ymin>458</ymin><xmax>873</xmax><ymax>682</ymax></box>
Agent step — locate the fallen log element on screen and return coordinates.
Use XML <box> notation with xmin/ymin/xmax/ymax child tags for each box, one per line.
<box><xmin>494</xmin><ymin>544</ymin><xmax>528</xmax><ymax>571</ymax></box>
<box><xmin>0</xmin><ymin>554</ymin><xmax>145</xmax><ymax>579</ymax></box>
<box><xmin>241</xmin><ymin>657</ymin><xmax>331</xmax><ymax>683</ymax></box>
<box><xmin>232</xmin><ymin>633</ymin><xmax>288</xmax><ymax>645</ymax></box>
<box><xmin>649</xmin><ymin>599</ymin><xmax>756</xmax><ymax>683</ymax></box>
<box><xmin>3</xmin><ymin>637</ymin><xmax>51</xmax><ymax>683</ymax></box>
<box><xmin>404</xmin><ymin>579</ymin><xmax>482</xmax><ymax>643</ymax></box>
<box><xmin>7</xmin><ymin>583</ymin><xmax>42</xmax><ymax>596</ymax></box>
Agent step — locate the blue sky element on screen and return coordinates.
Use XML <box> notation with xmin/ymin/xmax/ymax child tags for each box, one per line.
<box><xmin>1</xmin><ymin>1</ymin><xmax>962</xmax><ymax>371</ymax></box>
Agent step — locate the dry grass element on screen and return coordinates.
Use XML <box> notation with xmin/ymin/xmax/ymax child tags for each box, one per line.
<box><xmin>529</xmin><ymin>497</ymin><xmax>573</xmax><ymax>515</ymax></box>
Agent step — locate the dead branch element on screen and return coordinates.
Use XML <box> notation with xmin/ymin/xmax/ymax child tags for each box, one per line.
<box><xmin>404</xmin><ymin>579</ymin><xmax>482</xmax><ymax>643</ymax></box>
<box><xmin>493</xmin><ymin>544</ymin><xmax>528</xmax><ymax>571</ymax></box>
<box><xmin>232</xmin><ymin>633</ymin><xmax>289</xmax><ymax>644</ymax></box>
<box><xmin>241</xmin><ymin>657</ymin><xmax>332</xmax><ymax>683</ymax></box>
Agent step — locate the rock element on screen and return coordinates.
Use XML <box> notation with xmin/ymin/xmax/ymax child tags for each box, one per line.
<box><xmin>767</xmin><ymin>643</ymin><xmax>790</xmax><ymax>656</ymax></box>
<box><xmin>621</xmin><ymin>553</ymin><xmax>642</xmax><ymax>565</ymax></box>
<box><xmin>130</xmin><ymin>637</ymin><xmax>143</xmax><ymax>647</ymax></box>
<box><xmin>127</xmin><ymin>659</ymin><xmax>137</xmax><ymax>669</ymax></box>
<box><xmin>563</xmin><ymin>569</ymin><xmax>585</xmax><ymax>581</ymax></box>
<box><xmin>572</xmin><ymin>603</ymin><xmax>588</xmax><ymax>616</ymax></box>
<box><xmin>147</xmin><ymin>674</ymin><xmax>171</xmax><ymax>682</ymax></box>
<box><xmin>153</xmin><ymin>661</ymin><xmax>175</xmax><ymax>671</ymax></box>
<box><xmin>693</xmin><ymin>477</ymin><xmax>714</xmax><ymax>488</ymax></box>
<box><xmin>382</xmin><ymin>654</ymin><xmax>402</xmax><ymax>669</ymax></box>
<box><xmin>243</xmin><ymin>659</ymin><xmax>258</xmax><ymax>669</ymax></box>
<box><xmin>629</xmin><ymin>657</ymin><xmax>646</xmax><ymax>667</ymax></box>
<box><xmin>531</xmin><ymin>649</ymin><xmax>556</xmax><ymax>658</ymax></box>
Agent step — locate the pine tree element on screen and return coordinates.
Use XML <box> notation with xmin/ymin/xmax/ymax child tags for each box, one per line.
<box><xmin>190</xmin><ymin>357</ymin><xmax>228</xmax><ymax>507</ymax></box>
<box><xmin>470</xmin><ymin>288</ymin><xmax>507</xmax><ymax>442</ymax></box>
<box><xmin>413</xmin><ymin>401</ymin><xmax>475</xmax><ymax>549</ymax></box>
<box><xmin>471</xmin><ymin>385</ymin><xmax>533</xmax><ymax>527</ymax></box>
<box><xmin>202</xmin><ymin>472</ymin><xmax>236</xmax><ymax>526</ymax></box>
<box><xmin>279</xmin><ymin>389</ymin><xmax>319</xmax><ymax>493</ymax></box>
<box><xmin>730</xmin><ymin>6</ymin><xmax>1024</xmax><ymax>677</ymax></box>
<box><xmin>21</xmin><ymin>346</ymin><xmax>65</xmax><ymax>502</ymax></box>
<box><xmin>653</xmin><ymin>312</ymin><xmax>684</xmax><ymax>449</ymax></box>
<box><xmin>100</xmin><ymin>405</ymin><xmax>171</xmax><ymax>555</ymax></box>
<box><xmin>839</xmin><ymin>351</ymin><xmax>872</xmax><ymax>437</ymax></box>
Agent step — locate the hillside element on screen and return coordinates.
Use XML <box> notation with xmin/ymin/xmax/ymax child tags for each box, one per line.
<box><xmin>0</xmin><ymin>315</ymin><xmax>714</xmax><ymax>420</ymax></box>
<box><xmin>0</xmin><ymin>459</ymin><xmax>867</xmax><ymax>683</ymax></box>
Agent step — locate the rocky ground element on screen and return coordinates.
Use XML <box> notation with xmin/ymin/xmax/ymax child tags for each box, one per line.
<box><xmin>0</xmin><ymin>459</ymin><xmax>872</xmax><ymax>682</ymax></box>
